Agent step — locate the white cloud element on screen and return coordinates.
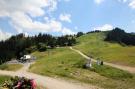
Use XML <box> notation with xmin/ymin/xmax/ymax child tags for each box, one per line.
<box><xmin>44</xmin><ymin>17</ymin><xmax>49</xmax><ymax>22</ymax></box>
<box><xmin>10</xmin><ymin>13</ymin><xmax>62</xmax><ymax>32</ymax></box>
<box><xmin>94</xmin><ymin>0</ymin><xmax>105</xmax><ymax>4</ymax></box>
<box><xmin>0</xmin><ymin>0</ymin><xmax>52</xmax><ymax>17</ymax></box>
<box><xmin>59</xmin><ymin>13</ymin><xmax>71</xmax><ymax>23</ymax></box>
<box><xmin>62</xmin><ymin>28</ymin><xmax>76</xmax><ymax>35</ymax></box>
<box><xmin>48</xmin><ymin>0</ymin><xmax>58</xmax><ymax>12</ymax></box>
<box><xmin>0</xmin><ymin>0</ymin><xmax>75</xmax><ymax>35</ymax></box>
<box><xmin>118</xmin><ymin>0</ymin><xmax>127</xmax><ymax>3</ymax></box>
<box><xmin>64</xmin><ymin>0</ymin><xmax>70</xmax><ymax>2</ymax></box>
<box><xmin>0</xmin><ymin>0</ymin><xmax>59</xmax><ymax>33</ymax></box>
<box><xmin>58</xmin><ymin>0</ymin><xmax>70</xmax><ymax>2</ymax></box>
<box><xmin>129</xmin><ymin>0</ymin><xmax>135</xmax><ymax>9</ymax></box>
<box><xmin>93</xmin><ymin>24</ymin><xmax>113</xmax><ymax>31</ymax></box>
<box><xmin>9</xmin><ymin>12</ymin><xmax>75</xmax><ymax>34</ymax></box>
<box><xmin>118</xmin><ymin>0</ymin><xmax>135</xmax><ymax>9</ymax></box>
<box><xmin>94</xmin><ymin>0</ymin><xmax>128</xmax><ymax>5</ymax></box>
<box><xmin>0</xmin><ymin>29</ymin><xmax>12</xmax><ymax>41</ymax></box>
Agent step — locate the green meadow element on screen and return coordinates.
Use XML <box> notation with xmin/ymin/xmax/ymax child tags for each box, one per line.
<box><xmin>74</xmin><ymin>32</ymin><xmax>135</xmax><ymax>67</ymax></box>
<box><xmin>29</xmin><ymin>47</ymin><xmax>135</xmax><ymax>89</ymax></box>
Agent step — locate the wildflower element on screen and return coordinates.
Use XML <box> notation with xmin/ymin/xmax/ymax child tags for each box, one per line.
<box><xmin>15</xmin><ymin>81</ymin><xmax>22</xmax><ymax>89</ymax></box>
<box><xmin>30</xmin><ymin>79</ymin><xmax>36</xmax><ymax>89</ymax></box>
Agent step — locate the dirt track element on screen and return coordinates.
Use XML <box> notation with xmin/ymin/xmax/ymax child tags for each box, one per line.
<box><xmin>0</xmin><ymin>62</ymin><xmax>101</xmax><ymax>89</ymax></box>
<box><xmin>70</xmin><ymin>47</ymin><xmax>135</xmax><ymax>73</ymax></box>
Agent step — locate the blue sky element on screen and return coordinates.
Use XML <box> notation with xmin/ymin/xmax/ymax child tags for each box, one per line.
<box><xmin>0</xmin><ymin>0</ymin><xmax>135</xmax><ymax>40</ymax></box>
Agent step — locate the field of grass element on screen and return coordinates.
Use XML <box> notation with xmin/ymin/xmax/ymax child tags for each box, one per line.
<box><xmin>0</xmin><ymin>76</ymin><xmax>10</xmax><ymax>84</ymax></box>
<box><xmin>0</xmin><ymin>64</ymin><xmax>23</xmax><ymax>71</ymax></box>
<box><xmin>29</xmin><ymin>47</ymin><xmax>135</xmax><ymax>89</ymax></box>
<box><xmin>74</xmin><ymin>32</ymin><xmax>135</xmax><ymax>67</ymax></box>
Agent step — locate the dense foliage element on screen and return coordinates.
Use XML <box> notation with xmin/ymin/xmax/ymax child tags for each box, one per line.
<box><xmin>0</xmin><ymin>33</ymin><xmax>76</xmax><ymax>64</ymax></box>
<box><xmin>1</xmin><ymin>76</ymin><xmax>36</xmax><ymax>89</ymax></box>
<box><xmin>76</xmin><ymin>32</ymin><xmax>84</xmax><ymax>37</ymax></box>
<box><xmin>105</xmin><ymin>27</ymin><xmax>135</xmax><ymax>45</ymax></box>
<box><xmin>86</xmin><ymin>30</ymin><xmax>101</xmax><ymax>34</ymax></box>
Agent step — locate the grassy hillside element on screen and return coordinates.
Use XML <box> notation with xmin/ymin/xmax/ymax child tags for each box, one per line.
<box><xmin>74</xmin><ymin>32</ymin><xmax>135</xmax><ymax>67</ymax></box>
<box><xmin>29</xmin><ymin>48</ymin><xmax>135</xmax><ymax>89</ymax></box>
<box><xmin>30</xmin><ymin>48</ymin><xmax>86</xmax><ymax>77</ymax></box>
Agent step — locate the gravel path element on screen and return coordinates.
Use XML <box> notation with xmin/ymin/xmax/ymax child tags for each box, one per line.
<box><xmin>70</xmin><ymin>47</ymin><xmax>135</xmax><ymax>73</ymax></box>
<box><xmin>0</xmin><ymin>62</ymin><xmax>101</xmax><ymax>89</ymax></box>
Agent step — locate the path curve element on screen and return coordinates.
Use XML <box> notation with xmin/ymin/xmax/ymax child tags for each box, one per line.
<box><xmin>0</xmin><ymin>62</ymin><xmax>101</xmax><ymax>89</ymax></box>
<box><xmin>70</xmin><ymin>47</ymin><xmax>135</xmax><ymax>73</ymax></box>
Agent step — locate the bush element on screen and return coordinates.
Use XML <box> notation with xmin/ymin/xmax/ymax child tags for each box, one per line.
<box><xmin>25</xmin><ymin>46</ymin><xmax>37</xmax><ymax>53</ymax></box>
<box><xmin>37</xmin><ymin>43</ymin><xmax>47</xmax><ymax>52</ymax></box>
<box><xmin>76</xmin><ymin>32</ymin><xmax>84</xmax><ymax>37</ymax></box>
<box><xmin>1</xmin><ymin>76</ymin><xmax>36</xmax><ymax>89</ymax></box>
<box><xmin>0</xmin><ymin>64</ymin><xmax>8</xmax><ymax>70</ymax></box>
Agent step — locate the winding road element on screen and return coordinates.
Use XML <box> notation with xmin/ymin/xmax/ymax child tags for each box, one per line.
<box><xmin>0</xmin><ymin>62</ymin><xmax>101</xmax><ymax>89</ymax></box>
<box><xmin>70</xmin><ymin>47</ymin><xmax>135</xmax><ymax>73</ymax></box>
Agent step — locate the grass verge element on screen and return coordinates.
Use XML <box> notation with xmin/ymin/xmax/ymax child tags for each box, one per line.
<box><xmin>0</xmin><ymin>64</ymin><xmax>23</xmax><ymax>71</ymax></box>
<box><xmin>91</xmin><ymin>63</ymin><xmax>133</xmax><ymax>79</ymax></box>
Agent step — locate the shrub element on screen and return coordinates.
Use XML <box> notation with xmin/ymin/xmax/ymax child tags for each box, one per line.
<box><xmin>37</xmin><ymin>43</ymin><xmax>47</xmax><ymax>52</ymax></box>
<box><xmin>1</xmin><ymin>76</ymin><xmax>36</xmax><ymax>89</ymax></box>
<box><xmin>0</xmin><ymin>64</ymin><xmax>8</xmax><ymax>70</ymax></box>
<box><xmin>76</xmin><ymin>32</ymin><xmax>84</xmax><ymax>37</ymax></box>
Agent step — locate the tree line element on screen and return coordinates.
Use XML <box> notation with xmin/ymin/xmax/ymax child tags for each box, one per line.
<box><xmin>76</xmin><ymin>28</ymin><xmax>135</xmax><ymax>46</ymax></box>
<box><xmin>0</xmin><ymin>33</ymin><xmax>76</xmax><ymax>64</ymax></box>
<box><xmin>105</xmin><ymin>27</ymin><xmax>135</xmax><ymax>45</ymax></box>
<box><xmin>1</xmin><ymin>28</ymin><xmax>135</xmax><ymax>64</ymax></box>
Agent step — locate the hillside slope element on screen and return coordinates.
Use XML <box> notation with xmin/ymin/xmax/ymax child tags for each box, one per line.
<box><xmin>29</xmin><ymin>48</ymin><xmax>135</xmax><ymax>89</ymax></box>
<box><xmin>74</xmin><ymin>32</ymin><xmax>135</xmax><ymax>67</ymax></box>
